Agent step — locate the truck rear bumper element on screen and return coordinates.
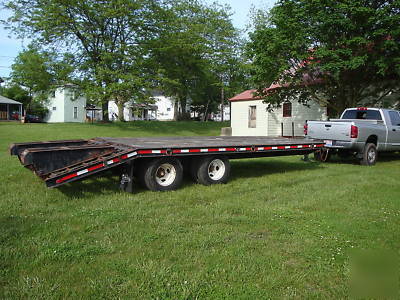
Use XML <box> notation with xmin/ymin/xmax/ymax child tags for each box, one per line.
<box><xmin>324</xmin><ymin>140</ymin><xmax>363</xmax><ymax>151</ymax></box>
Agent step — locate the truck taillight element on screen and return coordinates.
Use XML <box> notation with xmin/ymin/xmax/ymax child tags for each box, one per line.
<box><xmin>350</xmin><ymin>125</ymin><xmax>358</xmax><ymax>138</ymax></box>
<box><xmin>304</xmin><ymin>123</ymin><xmax>308</xmax><ymax>135</ymax></box>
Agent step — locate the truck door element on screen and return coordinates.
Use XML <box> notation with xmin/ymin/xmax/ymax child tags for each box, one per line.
<box><xmin>387</xmin><ymin>111</ymin><xmax>400</xmax><ymax>151</ymax></box>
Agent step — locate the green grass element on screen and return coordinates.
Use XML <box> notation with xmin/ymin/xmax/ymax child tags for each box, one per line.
<box><xmin>0</xmin><ymin>121</ymin><xmax>399</xmax><ymax>298</ymax></box>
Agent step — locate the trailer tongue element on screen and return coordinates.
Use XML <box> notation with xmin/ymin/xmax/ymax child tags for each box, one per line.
<box><xmin>10</xmin><ymin>136</ymin><xmax>324</xmax><ymax>192</ymax></box>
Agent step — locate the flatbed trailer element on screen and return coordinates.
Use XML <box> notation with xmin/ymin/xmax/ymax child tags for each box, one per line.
<box><xmin>10</xmin><ymin>136</ymin><xmax>324</xmax><ymax>193</ymax></box>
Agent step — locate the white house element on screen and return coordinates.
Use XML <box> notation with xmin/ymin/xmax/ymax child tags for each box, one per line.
<box><xmin>108</xmin><ymin>92</ymin><xmax>189</xmax><ymax>121</ymax></box>
<box><xmin>211</xmin><ymin>104</ymin><xmax>231</xmax><ymax>121</ymax></box>
<box><xmin>108</xmin><ymin>101</ymin><xmax>158</xmax><ymax>121</ymax></box>
<box><xmin>44</xmin><ymin>84</ymin><xmax>86</xmax><ymax>123</ymax></box>
<box><xmin>229</xmin><ymin>88</ymin><xmax>327</xmax><ymax>136</ymax></box>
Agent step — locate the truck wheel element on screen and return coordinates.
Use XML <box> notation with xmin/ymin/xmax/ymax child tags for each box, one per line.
<box><xmin>360</xmin><ymin>143</ymin><xmax>377</xmax><ymax>166</ymax></box>
<box><xmin>141</xmin><ymin>158</ymin><xmax>183</xmax><ymax>191</ymax></box>
<box><xmin>194</xmin><ymin>156</ymin><xmax>230</xmax><ymax>185</ymax></box>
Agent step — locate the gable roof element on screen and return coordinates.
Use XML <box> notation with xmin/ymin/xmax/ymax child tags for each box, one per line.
<box><xmin>0</xmin><ymin>95</ymin><xmax>22</xmax><ymax>105</ymax></box>
<box><xmin>229</xmin><ymin>83</ymin><xmax>282</xmax><ymax>102</ymax></box>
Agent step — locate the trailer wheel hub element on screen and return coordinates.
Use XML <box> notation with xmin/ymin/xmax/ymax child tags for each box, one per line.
<box><xmin>155</xmin><ymin>163</ymin><xmax>176</xmax><ymax>186</ymax></box>
<box><xmin>208</xmin><ymin>159</ymin><xmax>226</xmax><ymax>181</ymax></box>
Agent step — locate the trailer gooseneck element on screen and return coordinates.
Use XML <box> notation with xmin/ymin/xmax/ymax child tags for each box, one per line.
<box><xmin>10</xmin><ymin>136</ymin><xmax>324</xmax><ymax>193</ymax></box>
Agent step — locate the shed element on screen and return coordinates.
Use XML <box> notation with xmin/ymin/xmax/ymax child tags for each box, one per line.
<box><xmin>0</xmin><ymin>95</ymin><xmax>23</xmax><ymax>121</ymax></box>
<box><xmin>229</xmin><ymin>87</ymin><xmax>327</xmax><ymax>137</ymax></box>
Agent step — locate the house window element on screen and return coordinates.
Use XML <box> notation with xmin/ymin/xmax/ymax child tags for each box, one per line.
<box><xmin>52</xmin><ymin>107</ymin><xmax>56</xmax><ymax>111</ymax></box>
<box><xmin>283</xmin><ymin>102</ymin><xmax>292</xmax><ymax>117</ymax></box>
<box><xmin>167</xmin><ymin>108</ymin><xmax>171</xmax><ymax>112</ymax></box>
<box><xmin>73</xmin><ymin>107</ymin><xmax>78</xmax><ymax>119</ymax></box>
<box><xmin>248</xmin><ymin>105</ymin><xmax>257</xmax><ymax>128</ymax></box>
<box><xmin>51</xmin><ymin>90</ymin><xmax>56</xmax><ymax>98</ymax></box>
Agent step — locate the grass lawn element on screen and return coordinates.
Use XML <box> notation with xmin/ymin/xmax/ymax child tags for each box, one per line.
<box><xmin>0</xmin><ymin>121</ymin><xmax>399</xmax><ymax>298</ymax></box>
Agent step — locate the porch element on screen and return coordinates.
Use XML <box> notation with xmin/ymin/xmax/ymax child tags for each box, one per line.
<box><xmin>0</xmin><ymin>95</ymin><xmax>23</xmax><ymax>121</ymax></box>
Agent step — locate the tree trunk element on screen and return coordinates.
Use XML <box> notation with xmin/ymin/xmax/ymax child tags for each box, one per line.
<box><xmin>203</xmin><ymin>98</ymin><xmax>211</xmax><ymax>122</ymax></box>
<box><xmin>102</xmin><ymin>101</ymin><xmax>109</xmax><ymax>122</ymax></box>
<box><xmin>117</xmin><ymin>102</ymin><xmax>125</xmax><ymax>122</ymax></box>
<box><xmin>221</xmin><ymin>87</ymin><xmax>224</xmax><ymax>122</ymax></box>
<box><xmin>179</xmin><ymin>96</ymin><xmax>188</xmax><ymax>120</ymax></box>
<box><xmin>173</xmin><ymin>99</ymin><xmax>179</xmax><ymax>121</ymax></box>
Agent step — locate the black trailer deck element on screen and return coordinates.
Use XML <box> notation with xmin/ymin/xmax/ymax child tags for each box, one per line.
<box><xmin>10</xmin><ymin>136</ymin><xmax>324</xmax><ymax>189</ymax></box>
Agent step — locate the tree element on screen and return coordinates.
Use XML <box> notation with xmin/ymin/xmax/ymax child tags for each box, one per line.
<box><xmin>150</xmin><ymin>0</ymin><xmax>248</xmax><ymax>120</ymax></box>
<box><xmin>248</xmin><ymin>0</ymin><xmax>400</xmax><ymax>117</ymax></box>
<box><xmin>3</xmin><ymin>0</ymin><xmax>161</xmax><ymax>122</ymax></box>
<box><xmin>9</xmin><ymin>45</ymin><xmax>55</xmax><ymax>117</ymax></box>
<box><xmin>0</xmin><ymin>84</ymin><xmax>31</xmax><ymax>107</ymax></box>
<box><xmin>11</xmin><ymin>45</ymin><xmax>53</xmax><ymax>100</ymax></box>
<box><xmin>8</xmin><ymin>44</ymin><xmax>74</xmax><ymax>117</ymax></box>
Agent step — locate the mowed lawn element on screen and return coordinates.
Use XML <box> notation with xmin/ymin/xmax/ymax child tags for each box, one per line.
<box><xmin>0</xmin><ymin>121</ymin><xmax>399</xmax><ymax>298</ymax></box>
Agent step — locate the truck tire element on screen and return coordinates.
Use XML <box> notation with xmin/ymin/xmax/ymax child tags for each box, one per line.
<box><xmin>360</xmin><ymin>143</ymin><xmax>377</xmax><ymax>166</ymax></box>
<box><xmin>141</xmin><ymin>157</ymin><xmax>183</xmax><ymax>191</ymax></box>
<box><xmin>193</xmin><ymin>156</ymin><xmax>230</xmax><ymax>185</ymax></box>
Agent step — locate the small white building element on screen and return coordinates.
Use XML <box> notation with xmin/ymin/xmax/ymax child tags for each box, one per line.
<box><xmin>229</xmin><ymin>88</ymin><xmax>327</xmax><ymax>136</ymax></box>
<box><xmin>108</xmin><ymin>92</ymin><xmax>189</xmax><ymax>121</ymax></box>
<box><xmin>44</xmin><ymin>85</ymin><xmax>86</xmax><ymax>123</ymax></box>
<box><xmin>211</xmin><ymin>104</ymin><xmax>231</xmax><ymax>121</ymax></box>
<box><xmin>108</xmin><ymin>101</ymin><xmax>158</xmax><ymax>121</ymax></box>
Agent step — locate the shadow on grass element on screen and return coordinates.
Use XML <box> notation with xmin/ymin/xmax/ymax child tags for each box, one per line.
<box><xmin>320</xmin><ymin>151</ymin><xmax>400</xmax><ymax>165</ymax></box>
<box><xmin>230</xmin><ymin>158</ymin><xmax>322</xmax><ymax>181</ymax></box>
<box><xmin>57</xmin><ymin>158</ymin><xmax>322</xmax><ymax>199</ymax></box>
<box><xmin>57</xmin><ymin>172</ymin><xmax>122</xmax><ymax>199</ymax></box>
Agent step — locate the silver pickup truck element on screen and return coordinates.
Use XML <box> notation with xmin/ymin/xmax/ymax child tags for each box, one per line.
<box><xmin>305</xmin><ymin>108</ymin><xmax>400</xmax><ymax>165</ymax></box>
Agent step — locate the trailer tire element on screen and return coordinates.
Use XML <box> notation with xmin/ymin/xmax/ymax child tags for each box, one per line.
<box><xmin>141</xmin><ymin>157</ymin><xmax>183</xmax><ymax>191</ymax></box>
<box><xmin>360</xmin><ymin>143</ymin><xmax>377</xmax><ymax>166</ymax></box>
<box><xmin>194</xmin><ymin>156</ymin><xmax>230</xmax><ymax>185</ymax></box>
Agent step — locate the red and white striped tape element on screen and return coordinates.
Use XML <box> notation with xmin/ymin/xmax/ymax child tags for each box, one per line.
<box><xmin>55</xmin><ymin>143</ymin><xmax>324</xmax><ymax>184</ymax></box>
<box><xmin>56</xmin><ymin>151</ymin><xmax>138</xmax><ymax>184</ymax></box>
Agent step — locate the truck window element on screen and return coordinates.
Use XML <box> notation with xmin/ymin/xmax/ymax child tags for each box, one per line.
<box><xmin>389</xmin><ymin>111</ymin><xmax>400</xmax><ymax>126</ymax></box>
<box><xmin>341</xmin><ymin>110</ymin><xmax>382</xmax><ymax>120</ymax></box>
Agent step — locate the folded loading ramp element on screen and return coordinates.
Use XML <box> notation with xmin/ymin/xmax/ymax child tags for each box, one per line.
<box><xmin>9</xmin><ymin>136</ymin><xmax>324</xmax><ymax>188</ymax></box>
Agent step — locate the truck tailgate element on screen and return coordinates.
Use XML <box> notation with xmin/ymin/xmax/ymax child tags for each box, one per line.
<box><xmin>307</xmin><ymin>121</ymin><xmax>351</xmax><ymax>141</ymax></box>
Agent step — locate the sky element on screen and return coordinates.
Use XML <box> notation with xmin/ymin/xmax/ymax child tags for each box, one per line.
<box><xmin>0</xmin><ymin>0</ymin><xmax>275</xmax><ymax>78</ymax></box>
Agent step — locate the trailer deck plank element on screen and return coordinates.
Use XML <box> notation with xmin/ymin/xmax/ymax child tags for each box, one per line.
<box><xmin>96</xmin><ymin>136</ymin><xmax>316</xmax><ymax>149</ymax></box>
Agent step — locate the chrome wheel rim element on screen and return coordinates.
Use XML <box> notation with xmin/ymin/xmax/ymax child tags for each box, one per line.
<box><xmin>155</xmin><ymin>163</ymin><xmax>176</xmax><ymax>186</ymax></box>
<box><xmin>368</xmin><ymin>149</ymin><xmax>376</xmax><ymax>163</ymax></box>
<box><xmin>208</xmin><ymin>159</ymin><xmax>225</xmax><ymax>181</ymax></box>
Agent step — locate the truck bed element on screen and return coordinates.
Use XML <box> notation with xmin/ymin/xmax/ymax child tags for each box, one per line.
<box><xmin>10</xmin><ymin>136</ymin><xmax>324</xmax><ymax>188</ymax></box>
